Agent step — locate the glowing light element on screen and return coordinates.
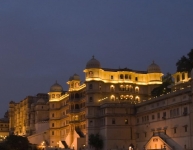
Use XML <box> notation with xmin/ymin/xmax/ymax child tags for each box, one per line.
<box><xmin>98</xmin><ymin>97</ymin><xmax>108</xmax><ymax>102</ymax></box>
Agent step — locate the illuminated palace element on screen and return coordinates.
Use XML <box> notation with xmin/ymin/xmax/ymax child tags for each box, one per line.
<box><xmin>9</xmin><ymin>56</ymin><xmax>193</xmax><ymax>150</ymax></box>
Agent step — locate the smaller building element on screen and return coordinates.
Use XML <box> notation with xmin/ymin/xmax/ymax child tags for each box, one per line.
<box><xmin>0</xmin><ymin>111</ymin><xmax>9</xmax><ymax>142</ymax></box>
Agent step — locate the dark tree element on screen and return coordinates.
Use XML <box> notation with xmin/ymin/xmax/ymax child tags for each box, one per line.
<box><xmin>89</xmin><ymin>133</ymin><xmax>103</xmax><ymax>150</ymax></box>
<box><xmin>151</xmin><ymin>73</ymin><xmax>173</xmax><ymax>97</ymax></box>
<box><xmin>0</xmin><ymin>142</ymin><xmax>9</xmax><ymax>150</ymax></box>
<box><xmin>176</xmin><ymin>49</ymin><xmax>193</xmax><ymax>72</ymax></box>
<box><xmin>4</xmin><ymin>135</ymin><xmax>30</xmax><ymax>150</ymax></box>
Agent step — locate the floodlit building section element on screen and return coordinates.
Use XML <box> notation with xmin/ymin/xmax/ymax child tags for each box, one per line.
<box><xmin>8</xmin><ymin>56</ymin><xmax>193</xmax><ymax>150</ymax></box>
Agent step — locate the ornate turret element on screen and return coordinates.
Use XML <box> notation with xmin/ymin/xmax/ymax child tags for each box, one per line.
<box><xmin>86</xmin><ymin>56</ymin><xmax>101</xmax><ymax>69</ymax></box>
<box><xmin>50</xmin><ymin>81</ymin><xmax>63</xmax><ymax>92</ymax></box>
<box><xmin>147</xmin><ymin>61</ymin><xmax>161</xmax><ymax>73</ymax></box>
<box><xmin>67</xmin><ymin>74</ymin><xmax>81</xmax><ymax>91</ymax></box>
<box><xmin>49</xmin><ymin>81</ymin><xmax>63</xmax><ymax>101</ymax></box>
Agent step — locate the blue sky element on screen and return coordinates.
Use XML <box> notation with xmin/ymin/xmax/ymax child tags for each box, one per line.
<box><xmin>0</xmin><ymin>1</ymin><xmax>193</xmax><ymax>117</ymax></box>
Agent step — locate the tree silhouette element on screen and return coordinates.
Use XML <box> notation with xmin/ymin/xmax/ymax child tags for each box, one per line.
<box><xmin>89</xmin><ymin>133</ymin><xmax>103</xmax><ymax>150</ymax></box>
<box><xmin>176</xmin><ymin>49</ymin><xmax>193</xmax><ymax>72</ymax></box>
<box><xmin>151</xmin><ymin>73</ymin><xmax>173</xmax><ymax>97</ymax></box>
<box><xmin>4</xmin><ymin>135</ymin><xmax>30</xmax><ymax>150</ymax></box>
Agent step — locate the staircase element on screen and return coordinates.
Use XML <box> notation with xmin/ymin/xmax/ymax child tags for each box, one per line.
<box><xmin>60</xmin><ymin>140</ymin><xmax>69</xmax><ymax>149</ymax></box>
<box><xmin>75</xmin><ymin>127</ymin><xmax>85</xmax><ymax>137</ymax></box>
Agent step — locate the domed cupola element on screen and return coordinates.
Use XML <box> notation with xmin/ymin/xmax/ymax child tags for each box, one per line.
<box><xmin>147</xmin><ymin>61</ymin><xmax>161</xmax><ymax>73</ymax></box>
<box><xmin>50</xmin><ymin>81</ymin><xmax>63</xmax><ymax>92</ymax></box>
<box><xmin>86</xmin><ymin>56</ymin><xmax>101</xmax><ymax>69</ymax></box>
<box><xmin>69</xmin><ymin>76</ymin><xmax>73</xmax><ymax>81</ymax></box>
<box><xmin>69</xmin><ymin>74</ymin><xmax>80</xmax><ymax>81</ymax></box>
<box><xmin>67</xmin><ymin>74</ymin><xmax>81</xmax><ymax>90</ymax></box>
<box><xmin>36</xmin><ymin>98</ymin><xmax>45</xmax><ymax>104</ymax></box>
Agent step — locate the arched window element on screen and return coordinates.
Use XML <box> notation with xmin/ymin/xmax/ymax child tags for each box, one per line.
<box><xmin>125</xmin><ymin>74</ymin><xmax>128</xmax><ymax>79</ymax></box>
<box><xmin>75</xmin><ymin>93</ymin><xmax>79</xmax><ymax>98</ymax></box>
<box><xmin>75</xmin><ymin>104</ymin><xmax>79</xmax><ymax>109</ymax></box>
<box><xmin>135</xmin><ymin>87</ymin><xmax>139</xmax><ymax>93</ymax></box>
<box><xmin>110</xmin><ymin>85</ymin><xmax>115</xmax><ymax>92</ymax></box>
<box><xmin>71</xmin><ymin>83</ymin><xmax>74</xmax><ymax>88</ymax></box>
<box><xmin>111</xmin><ymin>95</ymin><xmax>115</xmax><ymax>101</ymax></box>
<box><xmin>120</xmin><ymin>85</ymin><xmax>124</xmax><ymax>91</ymax></box>
<box><xmin>52</xmin><ymin>94</ymin><xmax>55</xmax><ymax>98</ymax></box>
<box><xmin>89</xmin><ymin>97</ymin><xmax>93</xmax><ymax>102</ymax></box>
<box><xmin>75</xmin><ymin>82</ymin><xmax>79</xmax><ymax>87</ymax></box>
<box><xmin>70</xmin><ymin>94</ymin><xmax>74</xmax><ymax>99</ymax></box>
<box><xmin>89</xmin><ymin>71</ymin><xmax>93</xmax><ymax>77</ymax></box>
<box><xmin>89</xmin><ymin>84</ymin><xmax>93</xmax><ymax>89</ymax></box>
<box><xmin>135</xmin><ymin>96</ymin><xmax>140</xmax><ymax>102</ymax></box>
<box><xmin>52</xmin><ymin>123</ymin><xmax>54</xmax><ymax>127</ymax></box>
<box><xmin>74</xmin><ymin>115</ymin><xmax>78</xmax><ymax>121</ymax></box>
<box><xmin>182</xmin><ymin>73</ymin><xmax>185</xmax><ymax>80</ymax></box>
<box><xmin>120</xmin><ymin>74</ymin><xmax>124</xmax><ymax>79</ymax></box>
<box><xmin>177</xmin><ymin>75</ymin><xmax>180</xmax><ymax>82</ymax></box>
<box><xmin>126</xmin><ymin>85</ymin><xmax>129</xmax><ymax>91</ymax></box>
<box><xmin>129</xmin><ymin>85</ymin><xmax>133</xmax><ymax>92</ymax></box>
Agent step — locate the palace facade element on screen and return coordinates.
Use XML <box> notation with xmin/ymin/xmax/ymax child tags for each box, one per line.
<box><xmin>9</xmin><ymin>57</ymin><xmax>193</xmax><ymax>150</ymax></box>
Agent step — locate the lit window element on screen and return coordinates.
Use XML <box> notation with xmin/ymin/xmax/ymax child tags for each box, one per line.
<box><xmin>125</xmin><ymin>119</ymin><xmax>128</xmax><ymax>124</ymax></box>
<box><xmin>135</xmin><ymin>87</ymin><xmax>139</xmax><ymax>93</ymax></box>
<box><xmin>89</xmin><ymin>71</ymin><xmax>93</xmax><ymax>77</ymax></box>
<box><xmin>111</xmin><ymin>95</ymin><xmax>115</xmax><ymax>101</ymax></box>
<box><xmin>110</xmin><ymin>85</ymin><xmax>115</xmax><ymax>91</ymax></box>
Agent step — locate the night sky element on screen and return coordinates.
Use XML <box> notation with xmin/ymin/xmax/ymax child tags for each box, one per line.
<box><xmin>0</xmin><ymin>1</ymin><xmax>193</xmax><ymax>117</ymax></box>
